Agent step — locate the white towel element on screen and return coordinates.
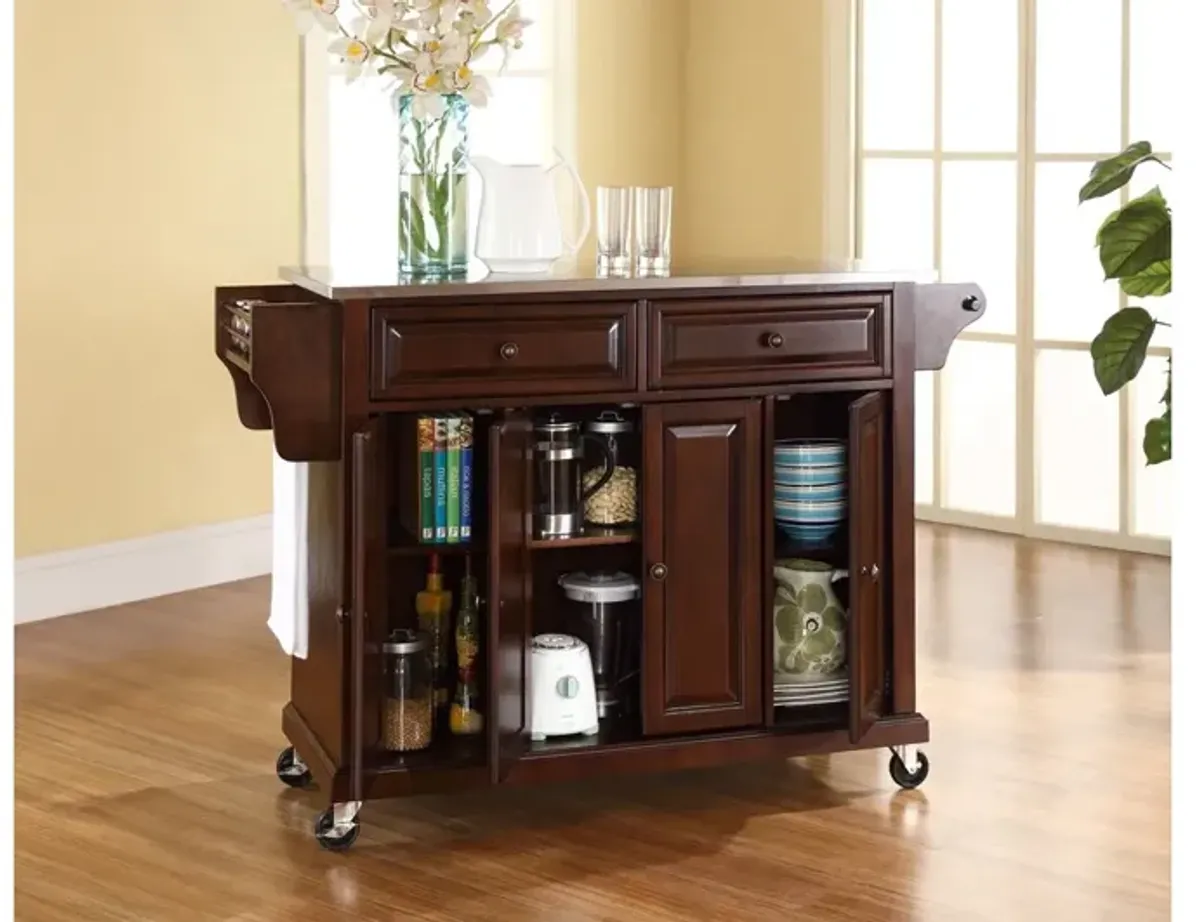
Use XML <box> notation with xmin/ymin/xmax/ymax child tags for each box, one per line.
<box><xmin>268</xmin><ymin>450</ymin><xmax>310</xmax><ymax>659</ymax></box>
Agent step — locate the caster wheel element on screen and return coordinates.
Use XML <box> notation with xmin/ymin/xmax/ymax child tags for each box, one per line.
<box><xmin>889</xmin><ymin>750</ymin><xmax>930</xmax><ymax>790</ymax></box>
<box><xmin>314</xmin><ymin>807</ymin><xmax>360</xmax><ymax>851</ymax></box>
<box><xmin>275</xmin><ymin>746</ymin><xmax>312</xmax><ymax>789</ymax></box>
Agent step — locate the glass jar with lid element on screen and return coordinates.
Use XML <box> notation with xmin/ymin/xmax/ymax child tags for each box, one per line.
<box><xmin>583</xmin><ymin>410</ymin><xmax>639</xmax><ymax>528</ymax></box>
<box><xmin>381</xmin><ymin>628</ymin><xmax>434</xmax><ymax>753</ymax></box>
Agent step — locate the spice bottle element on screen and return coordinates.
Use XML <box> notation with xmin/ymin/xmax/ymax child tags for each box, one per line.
<box><xmin>415</xmin><ymin>552</ymin><xmax>453</xmax><ymax>719</ymax></box>
<box><xmin>450</xmin><ymin>558</ymin><xmax>484</xmax><ymax>735</ymax></box>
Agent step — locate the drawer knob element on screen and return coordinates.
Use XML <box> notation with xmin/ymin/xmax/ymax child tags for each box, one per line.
<box><xmin>765</xmin><ymin>332</ymin><xmax>785</xmax><ymax>349</ymax></box>
<box><xmin>649</xmin><ymin>562</ymin><xmax>668</xmax><ymax>581</ymax></box>
<box><xmin>499</xmin><ymin>341</ymin><xmax>519</xmax><ymax>360</ymax></box>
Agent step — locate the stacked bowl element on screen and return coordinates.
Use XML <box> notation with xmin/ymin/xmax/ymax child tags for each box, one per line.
<box><xmin>773</xmin><ymin>439</ymin><xmax>847</xmax><ymax>547</ymax></box>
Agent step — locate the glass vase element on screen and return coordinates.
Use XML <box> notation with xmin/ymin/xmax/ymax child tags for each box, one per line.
<box><xmin>396</xmin><ymin>93</ymin><xmax>470</xmax><ymax>278</ymax></box>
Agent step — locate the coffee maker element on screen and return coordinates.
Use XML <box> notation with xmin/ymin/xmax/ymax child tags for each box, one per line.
<box><xmin>557</xmin><ymin>571</ymin><xmax>640</xmax><ymax>719</ymax></box>
<box><xmin>533</xmin><ymin>415</ymin><xmax>615</xmax><ymax>539</ymax></box>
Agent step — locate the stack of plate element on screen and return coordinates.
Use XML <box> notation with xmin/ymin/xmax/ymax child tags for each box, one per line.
<box><xmin>773</xmin><ymin>439</ymin><xmax>847</xmax><ymax>547</ymax></box>
<box><xmin>774</xmin><ymin>670</ymin><xmax>850</xmax><ymax>708</ymax></box>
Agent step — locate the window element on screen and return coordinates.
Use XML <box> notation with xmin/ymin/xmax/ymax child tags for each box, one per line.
<box><xmin>303</xmin><ymin>0</ymin><xmax>575</xmax><ymax>274</ymax></box>
<box><xmin>855</xmin><ymin>0</ymin><xmax>1172</xmax><ymax>553</ymax></box>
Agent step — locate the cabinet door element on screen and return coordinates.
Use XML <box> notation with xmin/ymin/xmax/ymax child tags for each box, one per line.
<box><xmin>643</xmin><ymin>400</ymin><xmax>763</xmax><ymax>736</ymax></box>
<box><xmin>349</xmin><ymin>418</ymin><xmax>385</xmax><ymax>802</ymax></box>
<box><xmin>488</xmin><ymin>411</ymin><xmax>532</xmax><ymax>783</ymax></box>
<box><xmin>848</xmin><ymin>392</ymin><xmax>887</xmax><ymax>742</ymax></box>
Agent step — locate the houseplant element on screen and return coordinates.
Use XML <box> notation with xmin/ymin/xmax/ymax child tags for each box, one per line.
<box><xmin>1078</xmin><ymin>141</ymin><xmax>1172</xmax><ymax>464</ymax></box>
<box><xmin>284</xmin><ymin>0</ymin><xmax>533</xmax><ymax>277</ymax></box>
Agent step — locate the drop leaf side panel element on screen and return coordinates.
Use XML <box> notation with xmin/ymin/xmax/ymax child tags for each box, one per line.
<box><xmin>488</xmin><ymin>412</ymin><xmax>533</xmax><ymax>783</ymax></box>
<box><xmin>848</xmin><ymin>392</ymin><xmax>887</xmax><ymax>743</ymax></box>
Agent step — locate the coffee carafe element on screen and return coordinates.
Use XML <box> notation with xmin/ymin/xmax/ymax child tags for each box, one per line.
<box><xmin>533</xmin><ymin>415</ymin><xmax>615</xmax><ymax>538</ymax></box>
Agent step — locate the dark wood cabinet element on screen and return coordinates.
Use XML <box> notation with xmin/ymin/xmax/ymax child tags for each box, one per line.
<box><xmin>216</xmin><ymin>264</ymin><xmax>985</xmax><ymax>850</ymax></box>
<box><xmin>642</xmin><ymin>399</ymin><xmax>762</xmax><ymax>735</ymax></box>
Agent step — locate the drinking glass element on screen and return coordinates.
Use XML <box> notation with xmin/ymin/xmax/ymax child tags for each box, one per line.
<box><xmin>635</xmin><ymin>186</ymin><xmax>673</xmax><ymax>275</ymax></box>
<box><xmin>595</xmin><ymin>186</ymin><xmax>633</xmax><ymax>274</ymax></box>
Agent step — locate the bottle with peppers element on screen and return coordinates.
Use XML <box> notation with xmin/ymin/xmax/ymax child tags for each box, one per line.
<box><xmin>449</xmin><ymin>557</ymin><xmax>484</xmax><ymax>735</ymax></box>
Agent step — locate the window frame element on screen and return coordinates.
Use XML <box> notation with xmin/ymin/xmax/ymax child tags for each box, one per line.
<box><xmin>850</xmin><ymin>0</ymin><xmax>1171</xmax><ymax>556</ymax></box>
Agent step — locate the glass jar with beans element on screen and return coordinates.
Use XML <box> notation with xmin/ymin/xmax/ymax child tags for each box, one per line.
<box><xmin>381</xmin><ymin>628</ymin><xmax>434</xmax><ymax>753</ymax></box>
<box><xmin>583</xmin><ymin>410</ymin><xmax>639</xmax><ymax>529</ymax></box>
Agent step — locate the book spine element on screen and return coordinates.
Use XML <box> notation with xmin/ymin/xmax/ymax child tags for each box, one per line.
<box><xmin>459</xmin><ymin>413</ymin><xmax>474</xmax><ymax>541</ymax></box>
<box><xmin>433</xmin><ymin>416</ymin><xmax>448</xmax><ymax>543</ymax></box>
<box><xmin>446</xmin><ymin>416</ymin><xmax>462</xmax><ymax>544</ymax></box>
<box><xmin>417</xmin><ymin>417</ymin><xmax>435</xmax><ymax>542</ymax></box>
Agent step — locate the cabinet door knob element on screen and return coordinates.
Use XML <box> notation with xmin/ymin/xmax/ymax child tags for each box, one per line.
<box><xmin>765</xmin><ymin>332</ymin><xmax>785</xmax><ymax>349</ymax></box>
<box><xmin>861</xmin><ymin>563</ymin><xmax>881</xmax><ymax>581</ymax></box>
<box><xmin>649</xmin><ymin>563</ymin><xmax>668</xmax><ymax>581</ymax></box>
<box><xmin>499</xmin><ymin>341</ymin><xmax>519</xmax><ymax>360</ymax></box>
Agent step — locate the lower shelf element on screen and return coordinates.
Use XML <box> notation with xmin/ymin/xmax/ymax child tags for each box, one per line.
<box><xmin>368</xmin><ymin>732</ymin><xmax>486</xmax><ymax>774</ymax></box>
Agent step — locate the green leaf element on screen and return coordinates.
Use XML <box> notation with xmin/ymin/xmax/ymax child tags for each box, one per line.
<box><xmin>1096</xmin><ymin>187</ymin><xmax>1171</xmax><ymax>281</ymax></box>
<box><xmin>1079</xmin><ymin>141</ymin><xmax>1163</xmax><ymax>202</ymax></box>
<box><xmin>1119</xmin><ymin>258</ymin><xmax>1172</xmax><ymax>297</ymax></box>
<box><xmin>1143</xmin><ymin>415</ymin><xmax>1171</xmax><ymax>464</ymax></box>
<box><xmin>1143</xmin><ymin>359</ymin><xmax>1172</xmax><ymax>465</ymax></box>
<box><xmin>1090</xmin><ymin>307</ymin><xmax>1156</xmax><ymax>396</ymax></box>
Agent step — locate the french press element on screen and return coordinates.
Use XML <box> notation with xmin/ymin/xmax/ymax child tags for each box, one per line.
<box><xmin>533</xmin><ymin>414</ymin><xmax>615</xmax><ymax>538</ymax></box>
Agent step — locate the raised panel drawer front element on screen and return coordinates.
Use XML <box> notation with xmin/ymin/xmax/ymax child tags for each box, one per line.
<box><xmin>649</xmin><ymin>295</ymin><xmax>890</xmax><ymax>388</ymax></box>
<box><xmin>371</xmin><ymin>302</ymin><xmax>638</xmax><ymax>399</ymax></box>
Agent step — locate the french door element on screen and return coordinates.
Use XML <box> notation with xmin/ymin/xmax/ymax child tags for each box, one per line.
<box><xmin>855</xmin><ymin>0</ymin><xmax>1172</xmax><ymax>554</ymax></box>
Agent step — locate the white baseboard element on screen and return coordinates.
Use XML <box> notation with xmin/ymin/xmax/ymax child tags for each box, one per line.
<box><xmin>14</xmin><ymin>515</ymin><xmax>273</xmax><ymax>625</ymax></box>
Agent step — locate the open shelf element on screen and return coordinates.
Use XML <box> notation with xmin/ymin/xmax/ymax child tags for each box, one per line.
<box><xmin>387</xmin><ymin>535</ymin><xmax>482</xmax><ymax>557</ymax></box>
<box><xmin>368</xmin><ymin>732</ymin><xmax>487</xmax><ymax>774</ymax></box>
<box><xmin>525</xmin><ymin>714</ymin><xmax>643</xmax><ymax>756</ymax></box>
<box><xmin>528</xmin><ymin>527</ymin><xmax>638</xmax><ymax>550</ymax></box>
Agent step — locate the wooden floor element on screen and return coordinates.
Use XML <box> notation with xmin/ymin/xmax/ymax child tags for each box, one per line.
<box><xmin>15</xmin><ymin>525</ymin><xmax>1170</xmax><ymax>921</ymax></box>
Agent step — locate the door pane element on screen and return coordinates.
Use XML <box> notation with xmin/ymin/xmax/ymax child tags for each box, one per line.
<box><xmin>1036</xmin><ymin>0</ymin><xmax>1122</xmax><ymax>154</ymax></box>
<box><xmin>1130</xmin><ymin>0</ymin><xmax>1175</xmax><ymax>154</ymax></box>
<box><xmin>861</xmin><ymin>0</ymin><xmax>935</xmax><ymax>150</ymax></box>
<box><xmin>861</xmin><ymin>158</ymin><xmax>935</xmax><ymax>271</ymax></box>
<box><xmin>942</xmin><ymin>161</ymin><xmax>1018</xmax><ymax>335</ymax></box>
<box><xmin>1132</xmin><ymin>355</ymin><xmax>1171</xmax><ymax>538</ymax></box>
<box><xmin>1035</xmin><ymin>349</ymin><xmax>1120</xmax><ymax>531</ymax></box>
<box><xmin>1033</xmin><ymin>162</ymin><xmax>1120</xmax><ymax>341</ymax></box>
<box><xmin>329</xmin><ymin>78</ymin><xmax>399</xmax><ymax>275</ymax></box>
<box><xmin>942</xmin><ymin>0</ymin><xmax>1018</xmax><ymax>152</ymax></box>
<box><xmin>470</xmin><ymin>75</ymin><xmax>552</xmax><ymax>165</ymax></box>
<box><xmin>915</xmin><ymin>370</ymin><xmax>935</xmax><ymax>505</ymax></box>
<box><xmin>943</xmin><ymin>342</ymin><xmax>1016</xmax><ymax>517</ymax></box>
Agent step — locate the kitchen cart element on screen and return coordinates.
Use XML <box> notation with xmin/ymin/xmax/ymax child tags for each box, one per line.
<box><xmin>215</xmin><ymin>260</ymin><xmax>984</xmax><ymax>850</ymax></box>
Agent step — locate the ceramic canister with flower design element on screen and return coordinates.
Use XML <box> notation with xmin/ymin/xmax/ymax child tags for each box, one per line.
<box><xmin>772</xmin><ymin>558</ymin><xmax>850</xmax><ymax>678</ymax></box>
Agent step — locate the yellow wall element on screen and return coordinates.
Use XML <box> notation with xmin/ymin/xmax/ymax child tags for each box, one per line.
<box><xmin>680</xmin><ymin>0</ymin><xmax>829</xmax><ymax>261</ymax></box>
<box><xmin>575</xmin><ymin>0</ymin><xmax>686</xmax><ymax>259</ymax></box>
<box><xmin>15</xmin><ymin>0</ymin><xmax>832</xmax><ymax>559</ymax></box>
<box><xmin>15</xmin><ymin>1</ymin><xmax>300</xmax><ymax>556</ymax></box>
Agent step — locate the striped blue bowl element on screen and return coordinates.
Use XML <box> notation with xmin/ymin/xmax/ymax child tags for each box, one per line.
<box><xmin>774</xmin><ymin>498</ymin><xmax>847</xmax><ymax>523</ymax></box>
<box><xmin>773</xmin><ymin>465</ymin><xmax>846</xmax><ymax>487</ymax></box>
<box><xmin>774</xmin><ymin>439</ymin><xmax>847</xmax><ymax>466</ymax></box>
<box><xmin>775</xmin><ymin>482</ymin><xmax>846</xmax><ymax>503</ymax></box>
<box><xmin>779</xmin><ymin>521</ymin><xmax>840</xmax><ymax>545</ymax></box>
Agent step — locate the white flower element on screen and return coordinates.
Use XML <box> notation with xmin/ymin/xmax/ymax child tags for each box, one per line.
<box><xmin>354</xmin><ymin>0</ymin><xmax>396</xmax><ymax>46</ymax></box>
<box><xmin>411</xmin><ymin>89</ymin><xmax>447</xmax><ymax>119</ymax></box>
<box><xmin>462</xmin><ymin>0</ymin><xmax>492</xmax><ymax>20</ymax></box>
<box><xmin>454</xmin><ymin>66</ymin><xmax>491</xmax><ymax>107</ymax></box>
<box><xmin>496</xmin><ymin>3</ymin><xmax>532</xmax><ymax>45</ymax></box>
<box><xmin>329</xmin><ymin>35</ymin><xmax>373</xmax><ymax>82</ymax></box>
<box><xmin>283</xmin><ymin>0</ymin><xmax>341</xmax><ymax>34</ymax></box>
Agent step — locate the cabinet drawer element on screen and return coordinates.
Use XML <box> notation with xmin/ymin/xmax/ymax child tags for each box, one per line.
<box><xmin>371</xmin><ymin>302</ymin><xmax>638</xmax><ymax>400</ymax></box>
<box><xmin>648</xmin><ymin>296</ymin><xmax>890</xmax><ymax>388</ymax></box>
